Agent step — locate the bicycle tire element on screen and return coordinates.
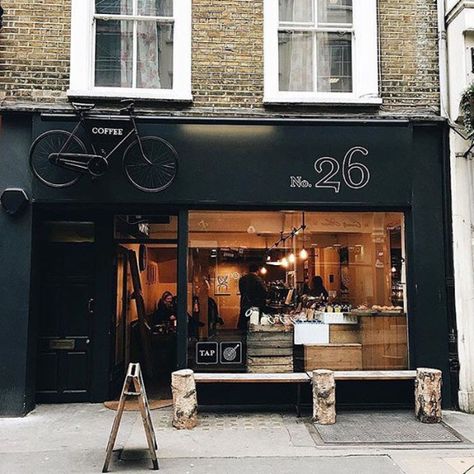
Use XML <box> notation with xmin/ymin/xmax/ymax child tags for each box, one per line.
<box><xmin>123</xmin><ymin>136</ymin><xmax>178</xmax><ymax>193</ymax></box>
<box><xmin>30</xmin><ymin>130</ymin><xmax>85</xmax><ymax>188</ymax></box>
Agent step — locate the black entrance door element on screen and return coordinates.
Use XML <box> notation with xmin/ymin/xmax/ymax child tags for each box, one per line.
<box><xmin>36</xmin><ymin>233</ymin><xmax>95</xmax><ymax>403</ymax></box>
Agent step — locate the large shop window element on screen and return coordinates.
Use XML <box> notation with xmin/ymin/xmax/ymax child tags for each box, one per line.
<box><xmin>263</xmin><ymin>0</ymin><xmax>381</xmax><ymax>104</ymax></box>
<box><xmin>187</xmin><ymin>211</ymin><xmax>408</xmax><ymax>373</ymax></box>
<box><xmin>69</xmin><ymin>0</ymin><xmax>192</xmax><ymax>100</ymax></box>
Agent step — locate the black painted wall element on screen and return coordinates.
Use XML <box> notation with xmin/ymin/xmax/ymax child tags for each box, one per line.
<box><xmin>0</xmin><ymin>113</ymin><xmax>455</xmax><ymax>415</ymax></box>
<box><xmin>0</xmin><ymin>114</ymin><xmax>35</xmax><ymax>416</ymax></box>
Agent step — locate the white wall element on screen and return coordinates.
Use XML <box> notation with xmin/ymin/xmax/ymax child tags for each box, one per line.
<box><xmin>446</xmin><ymin>1</ymin><xmax>474</xmax><ymax>412</ymax></box>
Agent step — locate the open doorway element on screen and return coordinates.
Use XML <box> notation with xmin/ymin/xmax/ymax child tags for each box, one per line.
<box><xmin>111</xmin><ymin>215</ymin><xmax>178</xmax><ymax>400</ymax></box>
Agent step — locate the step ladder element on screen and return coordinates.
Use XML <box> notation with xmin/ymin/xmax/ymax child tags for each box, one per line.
<box><xmin>102</xmin><ymin>362</ymin><xmax>159</xmax><ymax>472</ymax></box>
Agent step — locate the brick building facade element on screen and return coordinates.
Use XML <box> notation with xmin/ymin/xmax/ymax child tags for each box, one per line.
<box><xmin>0</xmin><ymin>0</ymin><xmax>440</xmax><ymax>116</ymax></box>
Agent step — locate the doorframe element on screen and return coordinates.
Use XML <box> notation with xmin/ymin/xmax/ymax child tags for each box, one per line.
<box><xmin>110</xmin><ymin>245</ymin><xmax>130</xmax><ymax>397</ymax></box>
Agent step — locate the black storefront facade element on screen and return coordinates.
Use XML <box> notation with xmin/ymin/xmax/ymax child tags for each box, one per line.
<box><xmin>0</xmin><ymin>111</ymin><xmax>457</xmax><ymax>416</ymax></box>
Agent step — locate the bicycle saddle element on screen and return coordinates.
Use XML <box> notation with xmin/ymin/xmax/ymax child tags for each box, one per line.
<box><xmin>120</xmin><ymin>99</ymin><xmax>135</xmax><ymax>113</ymax></box>
<box><xmin>71</xmin><ymin>102</ymin><xmax>96</xmax><ymax>112</ymax></box>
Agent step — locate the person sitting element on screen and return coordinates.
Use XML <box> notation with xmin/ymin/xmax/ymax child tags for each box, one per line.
<box><xmin>153</xmin><ymin>291</ymin><xmax>176</xmax><ymax>326</ymax></box>
<box><xmin>310</xmin><ymin>276</ymin><xmax>329</xmax><ymax>300</ymax></box>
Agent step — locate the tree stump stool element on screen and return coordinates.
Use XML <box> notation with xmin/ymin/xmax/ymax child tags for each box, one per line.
<box><xmin>415</xmin><ymin>368</ymin><xmax>442</xmax><ymax>423</ymax></box>
<box><xmin>172</xmin><ymin>369</ymin><xmax>198</xmax><ymax>429</ymax></box>
<box><xmin>312</xmin><ymin>369</ymin><xmax>336</xmax><ymax>425</ymax></box>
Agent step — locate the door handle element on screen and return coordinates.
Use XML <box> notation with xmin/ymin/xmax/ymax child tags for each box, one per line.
<box><xmin>88</xmin><ymin>298</ymin><xmax>95</xmax><ymax>314</ymax></box>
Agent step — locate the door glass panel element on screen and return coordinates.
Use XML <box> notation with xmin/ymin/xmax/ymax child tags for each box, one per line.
<box><xmin>42</xmin><ymin>221</ymin><xmax>95</xmax><ymax>243</ymax></box>
<box><xmin>114</xmin><ymin>215</ymin><xmax>177</xmax><ymax>239</ymax></box>
<box><xmin>115</xmin><ymin>214</ymin><xmax>178</xmax><ymax>397</ymax></box>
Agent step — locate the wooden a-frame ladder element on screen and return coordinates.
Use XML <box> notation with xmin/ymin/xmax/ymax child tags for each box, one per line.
<box><xmin>102</xmin><ymin>363</ymin><xmax>159</xmax><ymax>472</ymax></box>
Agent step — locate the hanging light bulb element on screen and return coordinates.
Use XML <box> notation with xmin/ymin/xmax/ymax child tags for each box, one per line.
<box><xmin>260</xmin><ymin>266</ymin><xmax>268</xmax><ymax>275</ymax></box>
<box><xmin>288</xmin><ymin>253</ymin><xmax>296</xmax><ymax>264</ymax></box>
<box><xmin>281</xmin><ymin>257</ymin><xmax>289</xmax><ymax>268</ymax></box>
<box><xmin>266</xmin><ymin>254</ymin><xmax>271</xmax><ymax>262</ymax></box>
<box><xmin>299</xmin><ymin>212</ymin><xmax>308</xmax><ymax>260</ymax></box>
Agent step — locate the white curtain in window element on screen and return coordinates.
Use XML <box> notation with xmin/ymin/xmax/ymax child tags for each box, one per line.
<box><xmin>317</xmin><ymin>33</ymin><xmax>331</xmax><ymax>92</ymax></box>
<box><xmin>121</xmin><ymin>0</ymin><xmax>134</xmax><ymax>87</ymax></box>
<box><xmin>280</xmin><ymin>0</ymin><xmax>313</xmax><ymax>91</ymax></box>
<box><xmin>137</xmin><ymin>0</ymin><xmax>161</xmax><ymax>88</ymax></box>
<box><xmin>120</xmin><ymin>0</ymin><xmax>161</xmax><ymax>88</ymax></box>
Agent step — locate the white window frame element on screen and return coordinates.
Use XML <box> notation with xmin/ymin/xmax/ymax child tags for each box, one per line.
<box><xmin>68</xmin><ymin>0</ymin><xmax>192</xmax><ymax>101</ymax></box>
<box><xmin>264</xmin><ymin>0</ymin><xmax>381</xmax><ymax>105</ymax></box>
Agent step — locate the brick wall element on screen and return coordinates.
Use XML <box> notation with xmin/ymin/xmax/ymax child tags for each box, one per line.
<box><xmin>0</xmin><ymin>0</ymin><xmax>440</xmax><ymax>117</ymax></box>
<box><xmin>378</xmin><ymin>0</ymin><xmax>440</xmax><ymax>115</ymax></box>
<box><xmin>0</xmin><ymin>0</ymin><xmax>70</xmax><ymax>104</ymax></box>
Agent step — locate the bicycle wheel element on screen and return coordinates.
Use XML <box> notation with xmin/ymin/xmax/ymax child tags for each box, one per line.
<box><xmin>123</xmin><ymin>136</ymin><xmax>178</xmax><ymax>193</ymax></box>
<box><xmin>30</xmin><ymin>130</ymin><xmax>85</xmax><ymax>188</ymax></box>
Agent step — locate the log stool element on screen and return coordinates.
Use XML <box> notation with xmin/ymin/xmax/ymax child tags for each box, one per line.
<box><xmin>415</xmin><ymin>367</ymin><xmax>442</xmax><ymax>423</ymax></box>
<box><xmin>171</xmin><ymin>369</ymin><xmax>198</xmax><ymax>429</ymax></box>
<box><xmin>312</xmin><ymin>369</ymin><xmax>336</xmax><ymax>425</ymax></box>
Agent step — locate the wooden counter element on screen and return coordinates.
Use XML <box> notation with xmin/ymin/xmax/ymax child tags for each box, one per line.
<box><xmin>358</xmin><ymin>314</ymin><xmax>408</xmax><ymax>370</ymax></box>
<box><xmin>247</xmin><ymin>324</ymin><xmax>293</xmax><ymax>373</ymax></box>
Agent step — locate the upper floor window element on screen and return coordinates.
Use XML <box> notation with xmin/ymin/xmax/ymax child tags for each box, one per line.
<box><xmin>264</xmin><ymin>0</ymin><xmax>381</xmax><ymax>105</ymax></box>
<box><xmin>69</xmin><ymin>0</ymin><xmax>191</xmax><ymax>100</ymax></box>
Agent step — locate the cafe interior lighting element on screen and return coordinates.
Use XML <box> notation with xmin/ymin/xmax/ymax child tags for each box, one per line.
<box><xmin>265</xmin><ymin>212</ymin><xmax>308</xmax><ymax>264</ymax></box>
<box><xmin>299</xmin><ymin>248</ymin><xmax>308</xmax><ymax>259</ymax></box>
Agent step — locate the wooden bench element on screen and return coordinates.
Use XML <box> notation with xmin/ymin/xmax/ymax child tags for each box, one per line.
<box><xmin>194</xmin><ymin>370</ymin><xmax>419</xmax><ymax>416</ymax></box>
<box><xmin>194</xmin><ymin>372</ymin><xmax>310</xmax><ymax>416</ymax></box>
<box><xmin>313</xmin><ymin>370</ymin><xmax>417</xmax><ymax>381</ymax></box>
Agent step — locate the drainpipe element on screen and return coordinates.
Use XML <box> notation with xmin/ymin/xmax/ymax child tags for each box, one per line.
<box><xmin>438</xmin><ymin>0</ymin><xmax>449</xmax><ymax>118</ymax></box>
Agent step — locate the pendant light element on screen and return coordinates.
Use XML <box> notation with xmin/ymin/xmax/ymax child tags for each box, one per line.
<box><xmin>299</xmin><ymin>212</ymin><xmax>308</xmax><ymax>260</ymax></box>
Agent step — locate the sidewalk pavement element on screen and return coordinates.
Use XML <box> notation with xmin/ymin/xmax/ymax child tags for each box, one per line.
<box><xmin>1</xmin><ymin>404</ymin><xmax>474</xmax><ymax>473</ymax></box>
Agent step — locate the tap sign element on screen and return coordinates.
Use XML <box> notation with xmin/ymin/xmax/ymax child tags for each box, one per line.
<box><xmin>196</xmin><ymin>342</ymin><xmax>218</xmax><ymax>365</ymax></box>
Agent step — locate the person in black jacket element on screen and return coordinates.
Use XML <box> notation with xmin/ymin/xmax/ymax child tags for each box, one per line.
<box><xmin>153</xmin><ymin>291</ymin><xmax>176</xmax><ymax>326</ymax></box>
<box><xmin>237</xmin><ymin>263</ymin><xmax>267</xmax><ymax>331</ymax></box>
<box><xmin>310</xmin><ymin>276</ymin><xmax>329</xmax><ymax>300</ymax></box>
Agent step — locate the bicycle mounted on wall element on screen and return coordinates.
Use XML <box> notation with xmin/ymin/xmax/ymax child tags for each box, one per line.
<box><xmin>29</xmin><ymin>100</ymin><xmax>178</xmax><ymax>193</ymax></box>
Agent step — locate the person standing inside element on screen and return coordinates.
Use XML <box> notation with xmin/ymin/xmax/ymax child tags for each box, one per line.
<box><xmin>310</xmin><ymin>276</ymin><xmax>329</xmax><ymax>300</ymax></box>
<box><xmin>237</xmin><ymin>263</ymin><xmax>267</xmax><ymax>331</ymax></box>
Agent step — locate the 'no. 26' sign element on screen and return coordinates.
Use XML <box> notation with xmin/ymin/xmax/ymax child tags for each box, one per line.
<box><xmin>289</xmin><ymin>146</ymin><xmax>370</xmax><ymax>193</ymax></box>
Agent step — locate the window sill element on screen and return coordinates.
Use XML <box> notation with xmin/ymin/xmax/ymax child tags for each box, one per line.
<box><xmin>67</xmin><ymin>88</ymin><xmax>193</xmax><ymax>102</ymax></box>
<box><xmin>263</xmin><ymin>95</ymin><xmax>382</xmax><ymax>106</ymax></box>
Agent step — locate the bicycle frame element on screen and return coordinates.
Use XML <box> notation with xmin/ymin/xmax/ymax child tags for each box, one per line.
<box><xmin>55</xmin><ymin>109</ymin><xmax>150</xmax><ymax>171</ymax></box>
